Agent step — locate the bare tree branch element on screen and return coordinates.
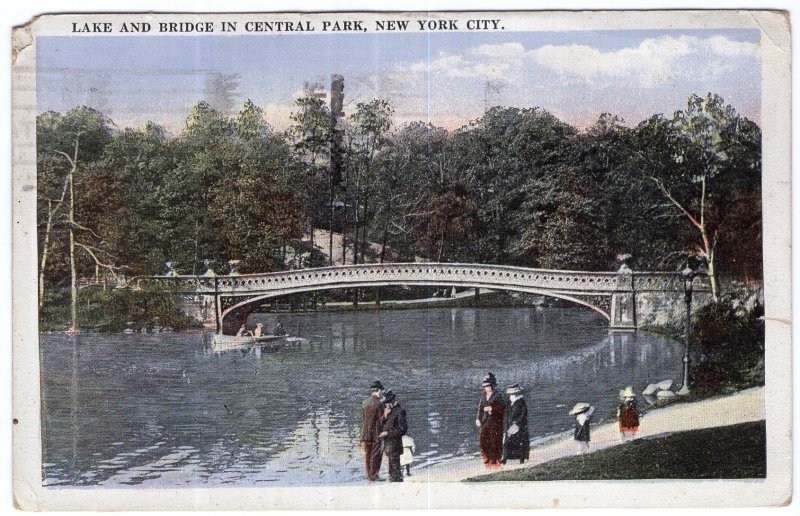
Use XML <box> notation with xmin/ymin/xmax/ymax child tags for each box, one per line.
<box><xmin>649</xmin><ymin>176</ymin><xmax>702</xmax><ymax>229</ymax></box>
<box><xmin>75</xmin><ymin>242</ymin><xmax>127</xmax><ymax>281</ymax></box>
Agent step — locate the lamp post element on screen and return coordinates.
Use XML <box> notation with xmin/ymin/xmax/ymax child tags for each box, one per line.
<box><xmin>677</xmin><ymin>264</ymin><xmax>697</xmax><ymax>395</ymax></box>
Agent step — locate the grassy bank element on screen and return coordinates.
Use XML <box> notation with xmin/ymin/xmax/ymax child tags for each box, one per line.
<box><xmin>466</xmin><ymin>421</ymin><xmax>765</xmax><ymax>481</ymax></box>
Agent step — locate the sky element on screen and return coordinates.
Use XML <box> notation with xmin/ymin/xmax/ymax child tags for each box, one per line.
<box><xmin>37</xmin><ymin>29</ymin><xmax>761</xmax><ymax>134</ymax></box>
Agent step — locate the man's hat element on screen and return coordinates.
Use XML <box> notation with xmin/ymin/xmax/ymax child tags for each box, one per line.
<box><xmin>381</xmin><ymin>389</ymin><xmax>396</xmax><ymax>404</ymax></box>
<box><xmin>506</xmin><ymin>383</ymin><xmax>523</xmax><ymax>395</ymax></box>
<box><xmin>370</xmin><ymin>380</ymin><xmax>384</xmax><ymax>391</ymax></box>
<box><xmin>481</xmin><ymin>372</ymin><xmax>497</xmax><ymax>387</ymax></box>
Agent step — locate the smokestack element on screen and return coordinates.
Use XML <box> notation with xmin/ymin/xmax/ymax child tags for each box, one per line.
<box><xmin>330</xmin><ymin>74</ymin><xmax>344</xmax><ymax>186</ymax></box>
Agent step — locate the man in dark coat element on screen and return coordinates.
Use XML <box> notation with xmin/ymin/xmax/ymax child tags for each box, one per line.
<box><xmin>360</xmin><ymin>380</ymin><xmax>384</xmax><ymax>481</ymax></box>
<box><xmin>378</xmin><ymin>389</ymin><xmax>408</xmax><ymax>482</ymax></box>
<box><xmin>476</xmin><ymin>372</ymin><xmax>505</xmax><ymax>468</ymax></box>
<box><xmin>502</xmin><ymin>384</ymin><xmax>530</xmax><ymax>464</ymax></box>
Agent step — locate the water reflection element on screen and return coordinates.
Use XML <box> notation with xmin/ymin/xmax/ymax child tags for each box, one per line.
<box><xmin>41</xmin><ymin>307</ymin><xmax>682</xmax><ymax>487</ymax></box>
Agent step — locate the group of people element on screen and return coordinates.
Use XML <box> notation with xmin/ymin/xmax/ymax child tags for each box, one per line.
<box><xmin>360</xmin><ymin>375</ymin><xmax>643</xmax><ymax>481</ymax></box>
<box><xmin>475</xmin><ymin>372</ymin><xmax>531</xmax><ymax>468</ymax></box>
<box><xmin>360</xmin><ymin>381</ymin><xmax>412</xmax><ymax>482</ymax></box>
<box><xmin>235</xmin><ymin>320</ymin><xmax>286</xmax><ymax>337</ymax></box>
<box><xmin>569</xmin><ymin>385</ymin><xmax>641</xmax><ymax>454</ymax></box>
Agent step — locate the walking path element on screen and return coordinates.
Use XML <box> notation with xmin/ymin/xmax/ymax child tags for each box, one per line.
<box><xmin>407</xmin><ymin>387</ymin><xmax>765</xmax><ymax>482</ymax></box>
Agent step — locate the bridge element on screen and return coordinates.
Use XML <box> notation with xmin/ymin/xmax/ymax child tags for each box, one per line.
<box><xmin>138</xmin><ymin>262</ymin><xmax>711</xmax><ymax>335</ymax></box>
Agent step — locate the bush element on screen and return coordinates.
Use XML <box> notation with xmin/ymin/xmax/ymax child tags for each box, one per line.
<box><xmin>689</xmin><ymin>292</ymin><xmax>764</xmax><ymax>393</ymax></box>
<box><xmin>38</xmin><ymin>286</ymin><xmax>199</xmax><ymax>333</ymax></box>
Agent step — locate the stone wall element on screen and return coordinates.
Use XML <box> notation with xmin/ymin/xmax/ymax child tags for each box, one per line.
<box><xmin>635</xmin><ymin>290</ymin><xmax>715</xmax><ymax>330</ymax></box>
<box><xmin>176</xmin><ymin>294</ymin><xmax>217</xmax><ymax>329</ymax></box>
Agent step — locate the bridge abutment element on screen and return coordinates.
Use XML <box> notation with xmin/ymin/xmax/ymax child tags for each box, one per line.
<box><xmin>176</xmin><ymin>294</ymin><xmax>218</xmax><ymax>329</ymax></box>
<box><xmin>610</xmin><ymin>292</ymin><xmax>637</xmax><ymax>332</ymax></box>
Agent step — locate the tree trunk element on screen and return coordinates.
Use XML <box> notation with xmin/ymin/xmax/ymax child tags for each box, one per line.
<box><xmin>376</xmin><ymin>228</ymin><xmax>389</xmax><ymax>306</ymax></box>
<box><xmin>39</xmin><ymin>200</ymin><xmax>55</xmax><ymax>308</ymax></box>
<box><xmin>308</xmin><ymin>215</ymin><xmax>314</xmax><ymax>268</ymax></box>
<box><xmin>353</xmin><ymin>177</ymin><xmax>360</xmax><ymax>265</ymax></box>
<box><xmin>360</xmin><ymin>196</ymin><xmax>369</xmax><ymax>263</ymax></box>
<box><xmin>68</xmin><ymin>167</ymin><xmax>78</xmax><ymax>333</ymax></box>
<box><xmin>701</xmin><ymin>228</ymin><xmax>719</xmax><ymax>301</ymax></box>
<box><xmin>39</xmin><ymin>172</ymin><xmax>71</xmax><ymax>308</ymax></box>
<box><xmin>193</xmin><ymin>220</ymin><xmax>200</xmax><ymax>276</ymax></box>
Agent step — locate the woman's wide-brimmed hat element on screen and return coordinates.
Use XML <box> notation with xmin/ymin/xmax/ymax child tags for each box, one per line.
<box><xmin>481</xmin><ymin>372</ymin><xmax>497</xmax><ymax>387</ymax></box>
<box><xmin>381</xmin><ymin>389</ymin><xmax>396</xmax><ymax>404</ymax></box>
<box><xmin>620</xmin><ymin>386</ymin><xmax>635</xmax><ymax>399</ymax></box>
<box><xmin>506</xmin><ymin>383</ymin><xmax>523</xmax><ymax>395</ymax></box>
<box><xmin>569</xmin><ymin>402</ymin><xmax>594</xmax><ymax>416</ymax></box>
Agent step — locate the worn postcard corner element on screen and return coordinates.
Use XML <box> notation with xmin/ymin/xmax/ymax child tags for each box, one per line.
<box><xmin>10</xmin><ymin>8</ymin><xmax>792</xmax><ymax>511</ymax></box>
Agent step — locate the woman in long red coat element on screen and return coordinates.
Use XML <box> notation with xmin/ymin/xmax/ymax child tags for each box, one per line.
<box><xmin>475</xmin><ymin>373</ymin><xmax>505</xmax><ymax>468</ymax></box>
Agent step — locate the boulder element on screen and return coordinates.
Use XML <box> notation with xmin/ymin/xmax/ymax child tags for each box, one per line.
<box><xmin>657</xmin><ymin>379</ymin><xmax>674</xmax><ymax>391</ymax></box>
<box><xmin>642</xmin><ymin>383</ymin><xmax>660</xmax><ymax>396</ymax></box>
<box><xmin>657</xmin><ymin>390</ymin><xmax>676</xmax><ymax>398</ymax></box>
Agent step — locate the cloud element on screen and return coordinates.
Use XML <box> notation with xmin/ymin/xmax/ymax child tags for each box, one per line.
<box><xmin>471</xmin><ymin>42</ymin><xmax>527</xmax><ymax>59</ymax></box>
<box><xmin>707</xmin><ymin>35</ymin><xmax>760</xmax><ymax>56</ymax></box>
<box><xmin>530</xmin><ymin>35</ymin><xmax>759</xmax><ymax>87</ymax></box>
<box><xmin>404</xmin><ymin>44</ymin><xmax>529</xmax><ymax>82</ymax></box>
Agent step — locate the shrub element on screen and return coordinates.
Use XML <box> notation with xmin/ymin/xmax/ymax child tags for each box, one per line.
<box><xmin>689</xmin><ymin>292</ymin><xmax>764</xmax><ymax>393</ymax></box>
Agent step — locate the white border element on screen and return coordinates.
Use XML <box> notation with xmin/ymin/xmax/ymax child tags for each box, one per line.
<box><xmin>4</xmin><ymin>1</ymin><xmax>795</xmax><ymax>514</ymax></box>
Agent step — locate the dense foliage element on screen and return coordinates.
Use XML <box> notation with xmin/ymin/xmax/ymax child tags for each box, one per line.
<box><xmin>37</xmin><ymin>92</ymin><xmax>762</xmax><ymax>325</ymax></box>
<box><xmin>690</xmin><ymin>289</ymin><xmax>765</xmax><ymax>393</ymax></box>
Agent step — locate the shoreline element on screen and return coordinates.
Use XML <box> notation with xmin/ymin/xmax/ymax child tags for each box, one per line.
<box><xmin>406</xmin><ymin>386</ymin><xmax>765</xmax><ymax>483</ymax></box>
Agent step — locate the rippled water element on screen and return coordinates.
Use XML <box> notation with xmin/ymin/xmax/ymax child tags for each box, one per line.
<box><xmin>40</xmin><ymin>307</ymin><xmax>683</xmax><ymax>487</ymax></box>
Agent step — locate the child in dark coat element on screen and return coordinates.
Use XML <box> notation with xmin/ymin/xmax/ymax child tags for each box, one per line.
<box><xmin>569</xmin><ymin>403</ymin><xmax>595</xmax><ymax>455</ymax></box>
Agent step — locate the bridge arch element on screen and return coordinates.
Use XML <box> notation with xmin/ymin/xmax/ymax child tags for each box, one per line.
<box><xmin>219</xmin><ymin>281</ymin><xmax>612</xmax><ymax>335</ymax></box>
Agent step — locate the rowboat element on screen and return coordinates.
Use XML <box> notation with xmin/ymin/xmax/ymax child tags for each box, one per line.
<box><xmin>211</xmin><ymin>333</ymin><xmax>287</xmax><ymax>352</ymax></box>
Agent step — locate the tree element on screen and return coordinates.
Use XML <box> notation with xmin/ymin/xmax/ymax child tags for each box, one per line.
<box><xmin>96</xmin><ymin>122</ymin><xmax>176</xmax><ymax>274</ymax></box>
<box><xmin>378</xmin><ymin>122</ymin><xmax>454</xmax><ymax>262</ymax></box>
<box><xmin>286</xmin><ymin>89</ymin><xmax>333</xmax><ymax>264</ymax></box>
<box><xmin>635</xmin><ymin>94</ymin><xmax>762</xmax><ymax>299</ymax></box>
<box><xmin>36</xmin><ymin>107</ymin><xmax>114</xmax><ymax>329</ymax></box>
<box><xmin>346</xmin><ymin>99</ymin><xmax>393</xmax><ymax>263</ymax></box>
<box><xmin>455</xmin><ymin>107</ymin><xmax>576</xmax><ymax>265</ymax></box>
<box><xmin>211</xmin><ymin>100</ymin><xmax>303</xmax><ymax>272</ymax></box>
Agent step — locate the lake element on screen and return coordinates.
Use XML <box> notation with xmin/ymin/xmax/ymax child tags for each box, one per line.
<box><xmin>40</xmin><ymin>306</ymin><xmax>683</xmax><ymax>486</ymax></box>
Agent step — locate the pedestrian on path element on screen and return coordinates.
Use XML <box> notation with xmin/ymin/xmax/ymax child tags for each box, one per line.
<box><xmin>570</xmin><ymin>402</ymin><xmax>595</xmax><ymax>455</ymax></box>
<box><xmin>476</xmin><ymin>372</ymin><xmax>505</xmax><ymax>468</ymax></box>
<box><xmin>502</xmin><ymin>383</ymin><xmax>530</xmax><ymax>464</ymax></box>
<box><xmin>360</xmin><ymin>380</ymin><xmax>385</xmax><ymax>481</ymax></box>
<box><xmin>378</xmin><ymin>389</ymin><xmax>408</xmax><ymax>482</ymax></box>
<box><xmin>617</xmin><ymin>386</ymin><xmax>640</xmax><ymax>440</ymax></box>
<box><xmin>400</xmin><ymin>434</ymin><xmax>415</xmax><ymax>476</ymax></box>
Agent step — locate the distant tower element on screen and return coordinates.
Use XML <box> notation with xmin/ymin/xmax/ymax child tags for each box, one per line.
<box><xmin>330</xmin><ymin>74</ymin><xmax>345</xmax><ymax>186</ymax></box>
<box><xmin>484</xmin><ymin>79</ymin><xmax>504</xmax><ymax>111</ymax></box>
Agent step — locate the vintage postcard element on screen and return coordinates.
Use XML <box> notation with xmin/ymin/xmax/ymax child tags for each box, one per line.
<box><xmin>11</xmin><ymin>9</ymin><xmax>792</xmax><ymax>510</ymax></box>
